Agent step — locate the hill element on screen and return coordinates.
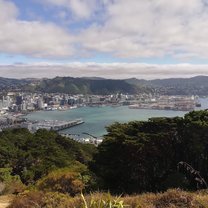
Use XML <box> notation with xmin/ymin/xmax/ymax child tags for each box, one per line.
<box><xmin>33</xmin><ymin>75</ymin><xmax>208</xmax><ymax>95</ymax></box>
<box><xmin>2</xmin><ymin>75</ymin><xmax>208</xmax><ymax>95</ymax></box>
<box><xmin>126</xmin><ymin>76</ymin><xmax>208</xmax><ymax>95</ymax></box>
<box><xmin>0</xmin><ymin>77</ymin><xmax>30</xmax><ymax>90</ymax></box>
<box><xmin>34</xmin><ymin>76</ymin><xmax>150</xmax><ymax>94</ymax></box>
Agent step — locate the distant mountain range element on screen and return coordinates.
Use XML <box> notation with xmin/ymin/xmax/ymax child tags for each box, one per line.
<box><xmin>34</xmin><ymin>76</ymin><xmax>151</xmax><ymax>94</ymax></box>
<box><xmin>0</xmin><ymin>77</ymin><xmax>31</xmax><ymax>90</ymax></box>
<box><xmin>126</xmin><ymin>76</ymin><xmax>208</xmax><ymax>95</ymax></box>
<box><xmin>1</xmin><ymin>76</ymin><xmax>208</xmax><ymax>95</ymax></box>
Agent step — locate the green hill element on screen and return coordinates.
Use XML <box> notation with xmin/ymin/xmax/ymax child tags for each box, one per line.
<box><xmin>0</xmin><ymin>77</ymin><xmax>30</xmax><ymax>90</ymax></box>
<box><xmin>36</xmin><ymin>76</ymin><xmax>208</xmax><ymax>95</ymax></box>
<box><xmin>126</xmin><ymin>76</ymin><xmax>208</xmax><ymax>95</ymax></box>
<box><xmin>35</xmin><ymin>76</ymin><xmax>150</xmax><ymax>94</ymax></box>
<box><xmin>2</xmin><ymin>75</ymin><xmax>208</xmax><ymax>95</ymax></box>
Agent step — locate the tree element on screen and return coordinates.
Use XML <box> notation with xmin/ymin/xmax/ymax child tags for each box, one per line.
<box><xmin>90</xmin><ymin>111</ymin><xmax>208</xmax><ymax>193</ymax></box>
<box><xmin>0</xmin><ymin>128</ymin><xmax>96</xmax><ymax>184</ymax></box>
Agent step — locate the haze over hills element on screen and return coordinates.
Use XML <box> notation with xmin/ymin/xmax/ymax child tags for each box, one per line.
<box><xmin>126</xmin><ymin>76</ymin><xmax>208</xmax><ymax>95</ymax></box>
<box><xmin>1</xmin><ymin>75</ymin><xmax>208</xmax><ymax>95</ymax></box>
<box><xmin>0</xmin><ymin>77</ymin><xmax>31</xmax><ymax>90</ymax></box>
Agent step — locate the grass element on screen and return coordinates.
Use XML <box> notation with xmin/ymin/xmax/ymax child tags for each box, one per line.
<box><xmin>0</xmin><ymin>195</ymin><xmax>14</xmax><ymax>208</ymax></box>
<box><xmin>8</xmin><ymin>189</ymin><xmax>208</xmax><ymax>208</ymax></box>
<box><xmin>81</xmin><ymin>192</ymin><xmax>127</xmax><ymax>208</ymax></box>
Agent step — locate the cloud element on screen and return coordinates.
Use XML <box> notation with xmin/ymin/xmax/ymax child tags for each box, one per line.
<box><xmin>80</xmin><ymin>0</ymin><xmax>208</xmax><ymax>59</ymax></box>
<box><xmin>42</xmin><ymin>0</ymin><xmax>97</xmax><ymax>19</ymax></box>
<box><xmin>0</xmin><ymin>63</ymin><xmax>208</xmax><ymax>79</ymax></box>
<box><xmin>2</xmin><ymin>0</ymin><xmax>208</xmax><ymax>61</ymax></box>
<box><xmin>0</xmin><ymin>0</ymin><xmax>75</xmax><ymax>58</ymax></box>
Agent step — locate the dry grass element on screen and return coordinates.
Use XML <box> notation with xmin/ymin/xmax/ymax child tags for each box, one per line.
<box><xmin>0</xmin><ymin>195</ymin><xmax>14</xmax><ymax>208</ymax></box>
<box><xmin>8</xmin><ymin>189</ymin><xmax>208</xmax><ymax>208</ymax></box>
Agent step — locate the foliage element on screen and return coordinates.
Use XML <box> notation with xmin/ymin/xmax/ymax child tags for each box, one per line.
<box><xmin>9</xmin><ymin>191</ymin><xmax>128</xmax><ymax>208</ymax></box>
<box><xmin>0</xmin><ymin>128</ymin><xmax>96</xmax><ymax>184</ymax></box>
<box><xmin>9</xmin><ymin>191</ymin><xmax>45</xmax><ymax>208</ymax></box>
<box><xmin>3</xmin><ymin>75</ymin><xmax>208</xmax><ymax>95</ymax></box>
<box><xmin>36</xmin><ymin>162</ymin><xmax>97</xmax><ymax>195</ymax></box>
<box><xmin>0</xmin><ymin>168</ymin><xmax>25</xmax><ymax>195</ymax></box>
<box><xmin>37</xmin><ymin>171</ymin><xmax>84</xmax><ymax>196</ymax></box>
<box><xmin>9</xmin><ymin>189</ymin><xmax>208</xmax><ymax>208</ymax></box>
<box><xmin>91</xmin><ymin>110</ymin><xmax>208</xmax><ymax>193</ymax></box>
<box><xmin>36</xmin><ymin>76</ymin><xmax>144</xmax><ymax>95</ymax></box>
<box><xmin>27</xmin><ymin>75</ymin><xmax>208</xmax><ymax>95</ymax></box>
<box><xmin>81</xmin><ymin>192</ymin><xmax>127</xmax><ymax>208</ymax></box>
<box><xmin>3</xmin><ymin>110</ymin><xmax>208</xmax><ymax>196</ymax></box>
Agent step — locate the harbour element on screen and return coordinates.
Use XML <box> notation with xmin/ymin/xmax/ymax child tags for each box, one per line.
<box><xmin>24</xmin><ymin>98</ymin><xmax>208</xmax><ymax>138</ymax></box>
<box><xmin>1</xmin><ymin>97</ymin><xmax>207</xmax><ymax>140</ymax></box>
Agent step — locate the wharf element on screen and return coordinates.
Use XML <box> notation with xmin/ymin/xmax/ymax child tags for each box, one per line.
<box><xmin>26</xmin><ymin>119</ymin><xmax>84</xmax><ymax>132</ymax></box>
<box><xmin>60</xmin><ymin>133</ymin><xmax>103</xmax><ymax>146</ymax></box>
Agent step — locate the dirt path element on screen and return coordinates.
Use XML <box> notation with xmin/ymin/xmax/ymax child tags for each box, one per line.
<box><xmin>0</xmin><ymin>195</ymin><xmax>13</xmax><ymax>208</ymax></box>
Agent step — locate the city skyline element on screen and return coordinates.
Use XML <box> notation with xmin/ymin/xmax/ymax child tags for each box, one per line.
<box><xmin>1</xmin><ymin>0</ymin><xmax>208</xmax><ymax>78</ymax></box>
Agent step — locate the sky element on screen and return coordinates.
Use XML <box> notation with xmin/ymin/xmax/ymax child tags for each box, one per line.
<box><xmin>1</xmin><ymin>0</ymin><xmax>208</xmax><ymax>79</ymax></box>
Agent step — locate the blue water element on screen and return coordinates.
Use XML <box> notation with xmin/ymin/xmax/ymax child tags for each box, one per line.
<box><xmin>25</xmin><ymin>98</ymin><xmax>208</xmax><ymax>138</ymax></box>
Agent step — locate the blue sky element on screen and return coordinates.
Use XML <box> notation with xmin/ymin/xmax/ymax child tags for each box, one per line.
<box><xmin>1</xmin><ymin>0</ymin><xmax>208</xmax><ymax>78</ymax></box>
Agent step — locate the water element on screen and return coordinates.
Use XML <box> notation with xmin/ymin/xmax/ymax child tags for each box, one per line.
<box><xmin>25</xmin><ymin>98</ymin><xmax>208</xmax><ymax>138</ymax></box>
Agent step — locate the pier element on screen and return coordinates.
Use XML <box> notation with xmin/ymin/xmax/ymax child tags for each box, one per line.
<box><xmin>60</xmin><ymin>132</ymin><xmax>103</xmax><ymax>146</ymax></box>
<box><xmin>24</xmin><ymin>118</ymin><xmax>84</xmax><ymax>132</ymax></box>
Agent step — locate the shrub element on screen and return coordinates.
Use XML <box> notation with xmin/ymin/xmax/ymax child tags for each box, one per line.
<box><xmin>9</xmin><ymin>191</ymin><xmax>45</xmax><ymax>208</ymax></box>
<box><xmin>0</xmin><ymin>168</ymin><xmax>25</xmax><ymax>195</ymax></box>
<box><xmin>9</xmin><ymin>191</ymin><xmax>127</xmax><ymax>208</ymax></box>
<box><xmin>37</xmin><ymin>171</ymin><xmax>84</xmax><ymax>196</ymax></box>
<box><xmin>10</xmin><ymin>189</ymin><xmax>208</xmax><ymax>208</ymax></box>
<box><xmin>153</xmin><ymin>189</ymin><xmax>194</xmax><ymax>208</ymax></box>
<box><xmin>9</xmin><ymin>191</ymin><xmax>82</xmax><ymax>208</ymax></box>
<box><xmin>37</xmin><ymin>162</ymin><xmax>97</xmax><ymax>195</ymax></box>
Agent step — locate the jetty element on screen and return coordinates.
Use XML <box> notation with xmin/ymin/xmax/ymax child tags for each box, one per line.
<box><xmin>60</xmin><ymin>132</ymin><xmax>103</xmax><ymax>146</ymax></box>
<box><xmin>22</xmin><ymin>118</ymin><xmax>84</xmax><ymax>132</ymax></box>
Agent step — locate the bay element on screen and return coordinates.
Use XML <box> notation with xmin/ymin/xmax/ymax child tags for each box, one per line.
<box><xmin>25</xmin><ymin>98</ymin><xmax>208</xmax><ymax>138</ymax></box>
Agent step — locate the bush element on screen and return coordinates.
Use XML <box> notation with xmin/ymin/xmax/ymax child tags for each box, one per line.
<box><xmin>9</xmin><ymin>191</ymin><xmax>45</xmax><ymax>208</ymax></box>
<box><xmin>9</xmin><ymin>191</ymin><xmax>82</xmax><ymax>208</ymax></box>
<box><xmin>9</xmin><ymin>191</ymin><xmax>127</xmax><ymax>208</ymax></box>
<box><xmin>9</xmin><ymin>189</ymin><xmax>208</xmax><ymax>208</ymax></box>
<box><xmin>0</xmin><ymin>168</ymin><xmax>25</xmax><ymax>195</ymax></box>
<box><xmin>37</xmin><ymin>162</ymin><xmax>97</xmax><ymax>196</ymax></box>
<box><xmin>153</xmin><ymin>189</ymin><xmax>194</xmax><ymax>208</ymax></box>
<box><xmin>37</xmin><ymin>171</ymin><xmax>84</xmax><ymax>196</ymax></box>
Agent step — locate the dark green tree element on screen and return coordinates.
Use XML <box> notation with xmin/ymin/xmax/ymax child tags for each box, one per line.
<box><xmin>90</xmin><ymin>110</ymin><xmax>208</xmax><ymax>193</ymax></box>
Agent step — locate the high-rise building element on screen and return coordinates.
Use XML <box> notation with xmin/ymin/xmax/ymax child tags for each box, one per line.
<box><xmin>16</xmin><ymin>96</ymin><xmax>23</xmax><ymax>105</ymax></box>
<box><xmin>37</xmin><ymin>98</ymin><xmax>44</xmax><ymax>109</ymax></box>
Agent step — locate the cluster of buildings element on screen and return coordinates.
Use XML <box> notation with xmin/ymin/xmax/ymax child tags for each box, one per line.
<box><xmin>129</xmin><ymin>95</ymin><xmax>200</xmax><ymax>111</ymax></box>
<box><xmin>0</xmin><ymin>92</ymin><xmax>202</xmax><ymax>145</ymax></box>
<box><xmin>0</xmin><ymin>92</ymin><xmax>134</xmax><ymax>113</ymax></box>
<box><xmin>0</xmin><ymin>92</ymin><xmax>202</xmax><ymax>116</ymax></box>
<box><xmin>0</xmin><ymin>92</ymin><xmax>85</xmax><ymax>112</ymax></box>
<box><xmin>0</xmin><ymin>92</ymin><xmax>134</xmax><ymax>143</ymax></box>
